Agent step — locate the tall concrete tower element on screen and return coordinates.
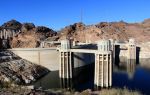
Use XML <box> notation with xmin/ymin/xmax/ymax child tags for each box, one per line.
<box><xmin>94</xmin><ymin>40</ymin><xmax>112</xmax><ymax>87</ymax></box>
<box><xmin>59</xmin><ymin>40</ymin><xmax>73</xmax><ymax>79</ymax></box>
<box><xmin>127</xmin><ymin>39</ymin><xmax>136</xmax><ymax>59</ymax></box>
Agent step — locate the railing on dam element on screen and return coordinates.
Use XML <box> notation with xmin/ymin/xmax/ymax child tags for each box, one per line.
<box><xmin>58</xmin><ymin>39</ymin><xmax>136</xmax><ymax>88</ymax></box>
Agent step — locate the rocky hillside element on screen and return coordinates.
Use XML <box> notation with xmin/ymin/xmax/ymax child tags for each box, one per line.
<box><xmin>0</xmin><ymin>50</ymin><xmax>49</xmax><ymax>84</ymax></box>
<box><xmin>0</xmin><ymin>20</ymin><xmax>57</xmax><ymax>48</ymax></box>
<box><xmin>0</xmin><ymin>19</ymin><xmax>150</xmax><ymax>48</ymax></box>
<box><xmin>58</xmin><ymin>20</ymin><xmax>150</xmax><ymax>43</ymax></box>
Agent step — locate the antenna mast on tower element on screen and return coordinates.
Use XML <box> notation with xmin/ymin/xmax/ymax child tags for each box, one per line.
<box><xmin>81</xmin><ymin>9</ymin><xmax>83</xmax><ymax>23</ymax></box>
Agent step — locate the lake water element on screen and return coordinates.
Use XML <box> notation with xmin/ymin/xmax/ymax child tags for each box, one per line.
<box><xmin>33</xmin><ymin>60</ymin><xmax>150</xmax><ymax>95</ymax></box>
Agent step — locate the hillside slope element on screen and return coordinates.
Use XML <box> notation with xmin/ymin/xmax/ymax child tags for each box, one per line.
<box><xmin>0</xmin><ymin>20</ymin><xmax>57</xmax><ymax>48</ymax></box>
<box><xmin>0</xmin><ymin>19</ymin><xmax>150</xmax><ymax>48</ymax></box>
<box><xmin>58</xmin><ymin>20</ymin><xmax>150</xmax><ymax>43</ymax></box>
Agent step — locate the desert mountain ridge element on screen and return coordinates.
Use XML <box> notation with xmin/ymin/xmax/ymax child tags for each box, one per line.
<box><xmin>0</xmin><ymin>19</ymin><xmax>150</xmax><ymax>48</ymax></box>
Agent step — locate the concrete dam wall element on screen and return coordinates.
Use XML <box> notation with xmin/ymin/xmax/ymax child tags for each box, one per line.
<box><xmin>8</xmin><ymin>42</ymin><xmax>150</xmax><ymax>71</ymax></box>
<box><xmin>9</xmin><ymin>48</ymin><xmax>59</xmax><ymax>71</ymax></box>
<box><xmin>9</xmin><ymin>48</ymin><xmax>94</xmax><ymax>71</ymax></box>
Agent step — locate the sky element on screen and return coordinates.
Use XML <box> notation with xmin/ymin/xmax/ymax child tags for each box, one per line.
<box><xmin>0</xmin><ymin>0</ymin><xmax>150</xmax><ymax>30</ymax></box>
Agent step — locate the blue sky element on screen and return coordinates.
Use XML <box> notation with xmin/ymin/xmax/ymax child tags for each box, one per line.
<box><xmin>0</xmin><ymin>0</ymin><xmax>150</xmax><ymax>30</ymax></box>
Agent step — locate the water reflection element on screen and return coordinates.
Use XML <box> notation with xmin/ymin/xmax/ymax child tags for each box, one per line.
<box><xmin>115</xmin><ymin>59</ymin><xmax>136</xmax><ymax>79</ymax></box>
<box><xmin>127</xmin><ymin>59</ymin><xmax>136</xmax><ymax>79</ymax></box>
<box><xmin>60</xmin><ymin>78</ymin><xmax>73</xmax><ymax>90</ymax></box>
<box><xmin>113</xmin><ymin>59</ymin><xmax>150</xmax><ymax>95</ymax></box>
<box><xmin>33</xmin><ymin>71</ymin><xmax>60</xmax><ymax>89</ymax></box>
<box><xmin>33</xmin><ymin>64</ymin><xmax>94</xmax><ymax>91</ymax></box>
<box><xmin>33</xmin><ymin>58</ymin><xmax>150</xmax><ymax>94</ymax></box>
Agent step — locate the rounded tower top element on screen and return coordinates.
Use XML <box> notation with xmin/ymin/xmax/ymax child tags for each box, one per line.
<box><xmin>97</xmin><ymin>39</ymin><xmax>111</xmax><ymax>51</ymax></box>
<box><xmin>129</xmin><ymin>38</ymin><xmax>136</xmax><ymax>45</ymax></box>
<box><xmin>61</xmin><ymin>39</ymin><xmax>71</xmax><ymax>50</ymax></box>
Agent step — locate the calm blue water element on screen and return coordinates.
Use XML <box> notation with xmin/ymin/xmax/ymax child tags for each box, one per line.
<box><xmin>113</xmin><ymin>66</ymin><xmax>150</xmax><ymax>95</ymax></box>
<box><xmin>33</xmin><ymin>63</ymin><xmax>150</xmax><ymax>95</ymax></box>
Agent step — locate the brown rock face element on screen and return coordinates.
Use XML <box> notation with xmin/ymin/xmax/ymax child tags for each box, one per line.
<box><xmin>58</xmin><ymin>22</ymin><xmax>128</xmax><ymax>42</ymax></box>
<box><xmin>10</xmin><ymin>30</ymin><xmax>56</xmax><ymax>48</ymax></box>
<box><xmin>58</xmin><ymin>22</ymin><xmax>85</xmax><ymax>40</ymax></box>
<box><xmin>1</xmin><ymin>19</ymin><xmax>22</xmax><ymax>30</ymax></box>
<box><xmin>0</xmin><ymin>20</ymin><xmax>57</xmax><ymax>48</ymax></box>
<box><xmin>10</xmin><ymin>33</ymin><xmax>39</xmax><ymax>48</ymax></box>
<box><xmin>58</xmin><ymin>20</ymin><xmax>150</xmax><ymax>43</ymax></box>
<box><xmin>1</xmin><ymin>19</ymin><xmax>150</xmax><ymax>48</ymax></box>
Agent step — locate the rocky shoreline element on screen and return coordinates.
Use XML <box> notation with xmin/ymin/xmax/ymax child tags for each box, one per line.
<box><xmin>0</xmin><ymin>50</ymin><xmax>49</xmax><ymax>84</ymax></box>
<box><xmin>0</xmin><ymin>87</ymin><xmax>142</xmax><ymax>95</ymax></box>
